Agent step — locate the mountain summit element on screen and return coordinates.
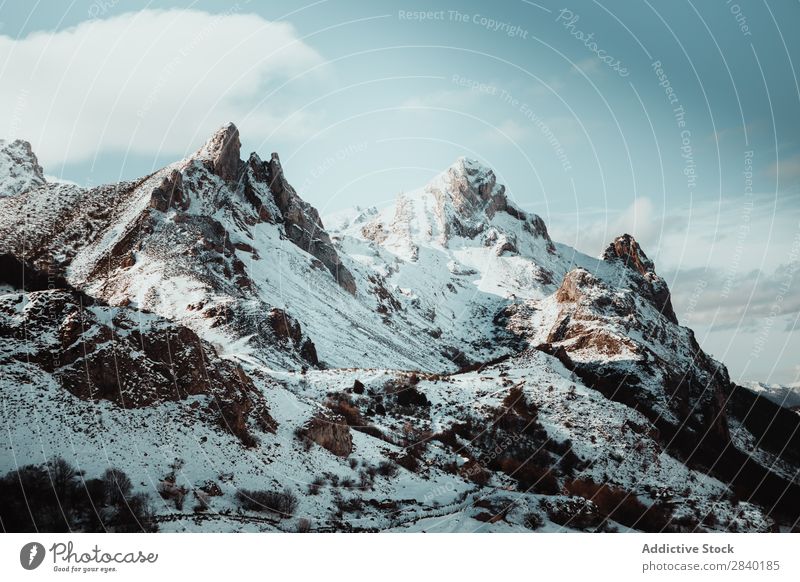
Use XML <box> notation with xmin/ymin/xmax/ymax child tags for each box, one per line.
<box><xmin>0</xmin><ymin>139</ymin><xmax>46</xmax><ymax>197</ymax></box>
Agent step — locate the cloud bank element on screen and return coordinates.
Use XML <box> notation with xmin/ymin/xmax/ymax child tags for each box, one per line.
<box><xmin>0</xmin><ymin>9</ymin><xmax>323</xmax><ymax>168</ymax></box>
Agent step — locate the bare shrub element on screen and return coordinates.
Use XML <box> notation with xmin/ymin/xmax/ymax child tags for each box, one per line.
<box><xmin>544</xmin><ymin>497</ymin><xmax>603</xmax><ymax>530</ymax></box>
<box><xmin>157</xmin><ymin>481</ymin><xmax>188</xmax><ymax>511</ymax></box>
<box><xmin>376</xmin><ymin>460</ymin><xmax>399</xmax><ymax>478</ymax></box>
<box><xmin>523</xmin><ymin>511</ymin><xmax>544</xmax><ymax>530</ymax></box>
<box><xmin>236</xmin><ymin>488</ymin><xmax>298</xmax><ymax>518</ymax></box>
<box><xmin>102</xmin><ymin>468</ymin><xmax>132</xmax><ymax>506</ymax></box>
<box><xmin>308</xmin><ymin>476</ymin><xmax>325</xmax><ymax>495</ymax></box>
<box><xmin>565</xmin><ymin>479</ymin><xmax>674</xmax><ymax>532</ymax></box>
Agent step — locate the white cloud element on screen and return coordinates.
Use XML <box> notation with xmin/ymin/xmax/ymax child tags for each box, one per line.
<box><xmin>668</xmin><ymin>264</ymin><xmax>800</xmax><ymax>331</ymax></box>
<box><xmin>0</xmin><ymin>9</ymin><xmax>324</xmax><ymax>167</ymax></box>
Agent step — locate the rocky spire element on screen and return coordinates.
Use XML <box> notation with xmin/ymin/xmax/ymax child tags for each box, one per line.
<box><xmin>193</xmin><ymin>122</ymin><xmax>242</xmax><ymax>183</ymax></box>
<box><xmin>264</xmin><ymin>152</ymin><xmax>357</xmax><ymax>295</ymax></box>
<box><xmin>443</xmin><ymin>157</ymin><xmax>508</xmax><ymax>220</ymax></box>
<box><xmin>603</xmin><ymin>234</ymin><xmax>677</xmax><ymax>324</ymax></box>
<box><xmin>0</xmin><ymin>139</ymin><xmax>46</xmax><ymax>197</ymax></box>
<box><xmin>602</xmin><ymin>233</ymin><xmax>656</xmax><ymax>277</ymax></box>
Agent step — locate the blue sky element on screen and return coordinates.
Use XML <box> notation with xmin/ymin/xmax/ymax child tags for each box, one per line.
<box><xmin>1</xmin><ymin>0</ymin><xmax>798</xmax><ymax>384</ymax></box>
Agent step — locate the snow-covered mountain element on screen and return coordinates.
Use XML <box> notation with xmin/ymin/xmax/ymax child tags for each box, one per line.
<box><xmin>1</xmin><ymin>125</ymin><xmax>798</xmax><ymax>533</ymax></box>
<box><xmin>0</xmin><ymin>138</ymin><xmax>46</xmax><ymax>198</ymax></box>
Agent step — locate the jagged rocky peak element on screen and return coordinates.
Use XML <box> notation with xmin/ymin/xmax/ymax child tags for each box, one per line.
<box><xmin>262</xmin><ymin>151</ymin><xmax>357</xmax><ymax>295</ymax></box>
<box><xmin>356</xmin><ymin>156</ymin><xmax>557</xmax><ymax>264</ymax></box>
<box><xmin>602</xmin><ymin>233</ymin><xmax>677</xmax><ymax>324</ymax></box>
<box><xmin>0</xmin><ymin>138</ymin><xmax>46</xmax><ymax>197</ymax></box>
<box><xmin>603</xmin><ymin>233</ymin><xmax>656</xmax><ymax>277</ymax></box>
<box><xmin>443</xmin><ymin>157</ymin><xmax>555</xmax><ymax>249</ymax></box>
<box><xmin>443</xmin><ymin>156</ymin><xmax>508</xmax><ymax>219</ymax></box>
<box><xmin>152</xmin><ymin>123</ymin><xmax>357</xmax><ymax>294</ymax></box>
<box><xmin>192</xmin><ymin>122</ymin><xmax>243</xmax><ymax>183</ymax></box>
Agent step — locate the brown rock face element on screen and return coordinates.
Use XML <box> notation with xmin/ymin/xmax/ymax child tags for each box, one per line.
<box><xmin>556</xmin><ymin>268</ymin><xmax>599</xmax><ymax>303</ymax></box>
<box><xmin>196</xmin><ymin>122</ymin><xmax>243</xmax><ymax>183</ymax></box>
<box><xmin>268</xmin><ymin>308</ymin><xmax>320</xmax><ymax>366</ymax></box>
<box><xmin>0</xmin><ymin>286</ymin><xmax>276</xmax><ymax>446</ymax></box>
<box><xmin>149</xmin><ymin>170</ymin><xmax>186</xmax><ymax>212</ymax></box>
<box><xmin>602</xmin><ymin>234</ymin><xmax>677</xmax><ymax>324</ymax></box>
<box><xmin>541</xmin><ymin>247</ymin><xmax>731</xmax><ymax>452</ymax></box>
<box><xmin>302</xmin><ymin>410</ymin><xmax>353</xmax><ymax>457</ymax></box>
<box><xmin>603</xmin><ymin>233</ymin><xmax>654</xmax><ymax>276</ymax></box>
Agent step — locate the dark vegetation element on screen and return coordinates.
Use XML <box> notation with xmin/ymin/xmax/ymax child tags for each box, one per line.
<box><xmin>0</xmin><ymin>253</ymin><xmax>90</xmax><ymax>298</ymax></box>
<box><xmin>727</xmin><ymin>384</ymin><xmax>800</xmax><ymax>466</ymax></box>
<box><xmin>563</xmin><ymin>478</ymin><xmax>674</xmax><ymax>532</ymax></box>
<box><xmin>236</xmin><ymin>488</ymin><xmax>298</xmax><ymax>518</ymax></box>
<box><xmin>433</xmin><ymin>384</ymin><xmax>585</xmax><ymax>494</ymax></box>
<box><xmin>0</xmin><ymin>457</ymin><xmax>156</xmax><ymax>532</ymax></box>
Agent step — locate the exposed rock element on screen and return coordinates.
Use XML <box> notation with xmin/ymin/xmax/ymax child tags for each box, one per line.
<box><xmin>242</xmin><ymin>153</ymin><xmax>274</xmax><ymax>222</ymax></box>
<box><xmin>0</xmin><ymin>287</ymin><xmax>275</xmax><ymax>446</ymax></box>
<box><xmin>0</xmin><ymin>139</ymin><xmax>46</xmax><ymax>197</ymax></box>
<box><xmin>302</xmin><ymin>409</ymin><xmax>353</xmax><ymax>457</ymax></box>
<box><xmin>268</xmin><ymin>308</ymin><xmax>320</xmax><ymax>366</ymax></box>
<box><xmin>538</xmin><ymin>256</ymin><xmax>731</xmax><ymax>453</ymax></box>
<box><xmin>603</xmin><ymin>233</ymin><xmax>654</xmax><ymax>276</ymax></box>
<box><xmin>555</xmin><ymin>268</ymin><xmax>599</xmax><ymax>303</ymax></box>
<box><xmin>149</xmin><ymin>169</ymin><xmax>186</xmax><ymax>212</ymax></box>
<box><xmin>266</xmin><ymin>152</ymin><xmax>357</xmax><ymax>294</ymax></box>
<box><xmin>193</xmin><ymin>122</ymin><xmax>243</xmax><ymax>183</ymax></box>
<box><xmin>602</xmin><ymin>234</ymin><xmax>677</xmax><ymax>324</ymax></box>
<box><xmin>521</xmin><ymin>212</ymin><xmax>556</xmax><ymax>253</ymax></box>
<box><xmin>445</xmin><ymin>157</ymin><xmax>508</xmax><ymax>221</ymax></box>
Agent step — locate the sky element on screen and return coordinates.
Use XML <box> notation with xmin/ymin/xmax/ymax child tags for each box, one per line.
<box><xmin>1</xmin><ymin>0</ymin><xmax>798</xmax><ymax>384</ymax></box>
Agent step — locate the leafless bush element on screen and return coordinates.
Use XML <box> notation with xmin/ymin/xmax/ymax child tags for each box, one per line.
<box><xmin>236</xmin><ymin>488</ymin><xmax>298</xmax><ymax>518</ymax></box>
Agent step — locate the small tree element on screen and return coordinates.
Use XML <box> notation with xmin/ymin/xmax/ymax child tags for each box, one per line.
<box><xmin>102</xmin><ymin>468</ymin><xmax>132</xmax><ymax>506</ymax></box>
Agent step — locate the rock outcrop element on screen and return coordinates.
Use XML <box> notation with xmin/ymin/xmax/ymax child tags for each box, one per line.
<box><xmin>193</xmin><ymin>122</ymin><xmax>243</xmax><ymax>183</ymax></box>
<box><xmin>0</xmin><ymin>283</ymin><xmax>276</xmax><ymax>447</ymax></box>
<box><xmin>265</xmin><ymin>152</ymin><xmax>357</xmax><ymax>294</ymax></box>
<box><xmin>0</xmin><ymin>139</ymin><xmax>46</xmax><ymax>197</ymax></box>
<box><xmin>301</xmin><ymin>410</ymin><xmax>353</xmax><ymax>457</ymax></box>
<box><xmin>149</xmin><ymin>169</ymin><xmax>186</xmax><ymax>212</ymax></box>
<box><xmin>268</xmin><ymin>308</ymin><xmax>320</xmax><ymax>366</ymax></box>
<box><xmin>602</xmin><ymin>234</ymin><xmax>677</xmax><ymax>324</ymax></box>
<box><xmin>532</xmin><ymin>238</ymin><xmax>731</xmax><ymax>457</ymax></box>
<box><xmin>444</xmin><ymin>157</ymin><xmax>509</xmax><ymax>223</ymax></box>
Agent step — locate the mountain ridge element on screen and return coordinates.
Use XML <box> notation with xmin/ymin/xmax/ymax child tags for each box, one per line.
<box><xmin>1</xmin><ymin>123</ymin><xmax>797</xmax><ymax>533</ymax></box>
